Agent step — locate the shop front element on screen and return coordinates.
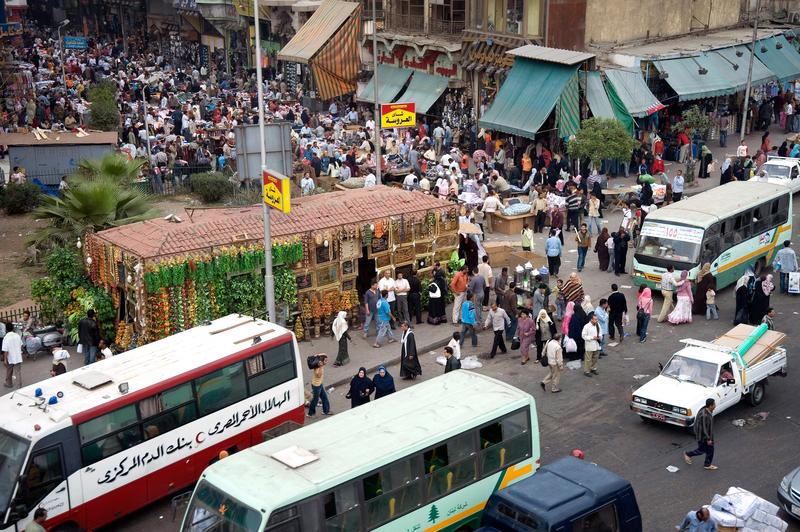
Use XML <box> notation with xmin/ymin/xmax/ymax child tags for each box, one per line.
<box><xmin>84</xmin><ymin>186</ymin><xmax>459</xmax><ymax>347</ymax></box>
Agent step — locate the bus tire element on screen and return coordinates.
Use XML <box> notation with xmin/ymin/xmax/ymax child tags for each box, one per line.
<box><xmin>748</xmin><ymin>382</ymin><xmax>765</xmax><ymax>406</ymax></box>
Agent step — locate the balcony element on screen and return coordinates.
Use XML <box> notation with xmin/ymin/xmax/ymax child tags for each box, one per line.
<box><xmin>384</xmin><ymin>12</ymin><xmax>464</xmax><ymax>36</ymax></box>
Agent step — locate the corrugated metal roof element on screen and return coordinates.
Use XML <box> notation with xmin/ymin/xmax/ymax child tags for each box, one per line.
<box><xmin>507</xmin><ymin>44</ymin><xmax>595</xmax><ymax>65</ymax></box>
<box><xmin>277</xmin><ymin>0</ymin><xmax>358</xmax><ymax>63</ymax></box>
<box><xmin>0</xmin><ymin>131</ymin><xmax>118</xmax><ymax>146</ymax></box>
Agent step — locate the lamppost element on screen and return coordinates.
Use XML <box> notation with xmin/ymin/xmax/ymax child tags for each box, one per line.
<box><xmin>372</xmin><ymin>0</ymin><xmax>381</xmax><ymax>185</ymax></box>
<box><xmin>57</xmin><ymin>19</ymin><xmax>70</xmax><ymax>96</ymax></box>
<box><xmin>136</xmin><ymin>75</ymin><xmax>152</xmax><ymax>158</ymax></box>
<box><xmin>739</xmin><ymin>0</ymin><xmax>761</xmax><ymax>143</ymax></box>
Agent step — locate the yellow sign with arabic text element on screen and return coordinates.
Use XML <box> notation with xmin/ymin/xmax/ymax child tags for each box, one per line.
<box><xmin>381</xmin><ymin>102</ymin><xmax>416</xmax><ymax>129</ymax></box>
<box><xmin>262</xmin><ymin>170</ymin><xmax>291</xmax><ymax>214</ymax></box>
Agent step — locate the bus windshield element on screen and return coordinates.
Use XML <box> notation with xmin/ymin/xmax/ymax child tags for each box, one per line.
<box><xmin>763</xmin><ymin>164</ymin><xmax>790</xmax><ymax>178</ymax></box>
<box><xmin>183</xmin><ymin>480</ymin><xmax>262</xmax><ymax>532</ymax></box>
<box><xmin>636</xmin><ymin>221</ymin><xmax>704</xmax><ymax>265</ymax></box>
<box><xmin>0</xmin><ymin>429</ymin><xmax>29</xmax><ymax>518</ymax></box>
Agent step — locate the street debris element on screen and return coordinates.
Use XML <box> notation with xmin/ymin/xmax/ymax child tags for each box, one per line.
<box><xmin>666</xmin><ymin>465</ymin><xmax>679</xmax><ymax>473</ymax></box>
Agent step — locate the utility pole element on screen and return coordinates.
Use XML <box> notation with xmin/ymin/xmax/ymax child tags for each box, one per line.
<box><xmin>372</xmin><ymin>0</ymin><xmax>381</xmax><ymax>185</ymax></box>
<box><xmin>254</xmin><ymin>0</ymin><xmax>276</xmax><ymax>323</ymax></box>
<box><xmin>57</xmin><ymin>19</ymin><xmax>70</xmax><ymax>97</ymax></box>
<box><xmin>740</xmin><ymin>0</ymin><xmax>760</xmax><ymax>143</ymax></box>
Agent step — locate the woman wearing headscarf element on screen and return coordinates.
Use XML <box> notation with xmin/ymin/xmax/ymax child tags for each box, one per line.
<box><xmin>668</xmin><ymin>271</ymin><xmax>694</xmax><ymax>324</ymax></box>
<box><xmin>698</xmin><ymin>144</ymin><xmax>713</xmax><ymax>178</ymax></box>
<box><xmin>399</xmin><ymin>322</ymin><xmax>422</xmax><ymax>379</ymax></box>
<box><xmin>581</xmin><ymin>295</ymin><xmax>593</xmax><ymax>314</ymax></box>
<box><xmin>594</xmin><ymin>228</ymin><xmax>611</xmax><ymax>271</ymax></box>
<box><xmin>778</xmin><ymin>141</ymin><xmax>788</xmax><ymax>157</ymax></box>
<box><xmin>734</xmin><ymin>271</ymin><xmax>754</xmax><ymax>325</ymax></box>
<box><xmin>692</xmin><ymin>264</ymin><xmax>716</xmax><ymax>315</ymax></box>
<box><xmin>346</xmin><ymin>367</ymin><xmax>374</xmax><ymax>408</ymax></box>
<box><xmin>568</xmin><ymin>303</ymin><xmax>588</xmax><ymax>360</ymax></box>
<box><xmin>427</xmin><ymin>268</ymin><xmax>448</xmax><ymax>324</ymax></box>
<box><xmin>562</xmin><ymin>301</ymin><xmax>575</xmax><ymax>336</ymax></box>
<box><xmin>332</xmin><ymin>311</ymin><xmax>350</xmax><ymax>366</ymax></box>
<box><xmin>561</xmin><ymin>272</ymin><xmax>585</xmax><ymax>303</ymax></box>
<box><xmin>749</xmin><ymin>274</ymin><xmax>774</xmax><ymax>325</ymax></box>
<box><xmin>513</xmin><ymin>310</ymin><xmax>534</xmax><ymax>365</ymax></box>
<box><xmin>372</xmin><ymin>366</ymin><xmax>396</xmax><ymax>399</ymax></box>
<box><xmin>640</xmin><ymin>182</ymin><xmax>653</xmax><ymax>207</ymax></box>
<box><xmin>636</xmin><ymin>286</ymin><xmax>653</xmax><ymax>342</ymax></box>
<box><xmin>591</xmin><ymin>180</ymin><xmax>605</xmax><ymax>217</ymax></box>
<box><xmin>533</xmin><ymin>309</ymin><xmax>556</xmax><ymax>363</ymax></box>
<box><xmin>720</xmin><ymin>158</ymin><xmax>733</xmax><ymax>185</ymax></box>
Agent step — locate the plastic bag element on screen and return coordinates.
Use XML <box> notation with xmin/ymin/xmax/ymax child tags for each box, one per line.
<box><xmin>563</xmin><ymin>337</ymin><xmax>577</xmax><ymax>353</ymax></box>
<box><xmin>77</xmin><ymin>344</ymin><xmax>83</xmax><ymax>354</ymax></box>
<box><xmin>623</xmin><ymin>312</ymin><xmax>630</xmax><ymax>326</ymax></box>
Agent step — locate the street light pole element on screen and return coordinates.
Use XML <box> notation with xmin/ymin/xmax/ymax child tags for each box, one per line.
<box><xmin>140</xmin><ymin>80</ymin><xmax>151</xmax><ymax>157</ymax></box>
<box><xmin>57</xmin><ymin>19</ymin><xmax>70</xmax><ymax>97</ymax></box>
<box><xmin>740</xmin><ymin>0</ymin><xmax>760</xmax><ymax>143</ymax></box>
<box><xmin>372</xmin><ymin>0</ymin><xmax>382</xmax><ymax>185</ymax></box>
<box><xmin>253</xmin><ymin>0</ymin><xmax>276</xmax><ymax>323</ymax></box>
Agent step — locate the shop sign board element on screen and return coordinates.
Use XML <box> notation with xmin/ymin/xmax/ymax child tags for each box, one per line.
<box><xmin>381</xmin><ymin>102</ymin><xmax>416</xmax><ymax>128</ymax></box>
<box><xmin>262</xmin><ymin>170</ymin><xmax>291</xmax><ymax>214</ymax></box>
<box><xmin>63</xmin><ymin>36</ymin><xmax>88</xmax><ymax>50</ymax></box>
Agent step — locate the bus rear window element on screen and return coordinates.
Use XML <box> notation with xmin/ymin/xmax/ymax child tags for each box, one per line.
<box><xmin>183</xmin><ymin>480</ymin><xmax>261</xmax><ymax>532</ymax></box>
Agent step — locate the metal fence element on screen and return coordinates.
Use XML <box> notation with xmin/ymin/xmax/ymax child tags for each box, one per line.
<box><xmin>0</xmin><ymin>305</ymin><xmax>41</xmax><ymax>325</ymax></box>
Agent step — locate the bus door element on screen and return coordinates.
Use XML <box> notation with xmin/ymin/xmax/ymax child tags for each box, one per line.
<box><xmin>21</xmin><ymin>445</ymin><xmax>71</xmax><ymax>523</ymax></box>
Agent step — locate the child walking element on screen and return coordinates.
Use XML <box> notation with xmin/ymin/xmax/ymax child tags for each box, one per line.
<box><xmin>706</xmin><ymin>288</ymin><xmax>719</xmax><ymax>320</ymax></box>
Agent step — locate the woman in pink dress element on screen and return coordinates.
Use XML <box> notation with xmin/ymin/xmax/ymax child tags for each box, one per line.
<box><xmin>516</xmin><ymin>310</ymin><xmax>536</xmax><ymax>365</ymax></box>
<box><xmin>668</xmin><ymin>270</ymin><xmax>694</xmax><ymax>324</ymax></box>
<box><xmin>561</xmin><ymin>301</ymin><xmax>575</xmax><ymax>336</ymax></box>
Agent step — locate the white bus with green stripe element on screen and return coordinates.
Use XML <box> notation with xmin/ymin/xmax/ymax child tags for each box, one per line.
<box><xmin>181</xmin><ymin>371</ymin><xmax>539</xmax><ymax>532</ymax></box>
<box><xmin>633</xmin><ymin>181</ymin><xmax>792</xmax><ymax>290</ymax></box>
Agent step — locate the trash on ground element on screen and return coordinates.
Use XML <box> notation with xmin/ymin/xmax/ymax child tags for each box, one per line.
<box><xmin>755</xmin><ymin>411</ymin><xmax>769</xmax><ymax>420</ymax></box>
<box><xmin>633</xmin><ymin>374</ymin><xmax>650</xmax><ymax>380</ymax></box>
<box><xmin>607</xmin><ymin>342</ymin><xmax>619</xmax><ymax>348</ymax></box>
<box><xmin>435</xmin><ymin>355</ymin><xmax>482</xmax><ymax>370</ymax></box>
<box><xmin>566</xmin><ymin>360</ymin><xmax>583</xmax><ymax>370</ymax></box>
<box><xmin>666</xmin><ymin>465</ymin><xmax>679</xmax><ymax>473</ymax></box>
<box><xmin>732</xmin><ymin>419</ymin><xmax>746</xmax><ymax>427</ymax></box>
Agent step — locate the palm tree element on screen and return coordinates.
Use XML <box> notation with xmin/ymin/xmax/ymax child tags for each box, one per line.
<box><xmin>29</xmin><ymin>177</ymin><xmax>155</xmax><ymax>250</ymax></box>
<box><xmin>77</xmin><ymin>153</ymin><xmax>145</xmax><ymax>185</ymax></box>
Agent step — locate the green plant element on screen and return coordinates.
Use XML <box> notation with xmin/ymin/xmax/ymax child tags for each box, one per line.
<box><xmin>671</xmin><ymin>105</ymin><xmax>714</xmax><ymax>138</ymax></box>
<box><xmin>2</xmin><ymin>182</ymin><xmax>41</xmax><ymax>214</ymax></box>
<box><xmin>29</xmin><ymin>177</ymin><xmax>154</xmax><ymax>250</ymax></box>
<box><xmin>190</xmin><ymin>172</ymin><xmax>230</xmax><ymax>203</ymax></box>
<box><xmin>567</xmin><ymin>118</ymin><xmax>639</xmax><ymax>168</ymax></box>
<box><xmin>66</xmin><ymin>286</ymin><xmax>115</xmax><ymax>341</ymax></box>
<box><xmin>77</xmin><ymin>153</ymin><xmax>145</xmax><ymax>185</ymax></box>
<box><xmin>31</xmin><ymin>247</ymin><xmax>92</xmax><ymax>328</ymax></box>
<box><xmin>87</xmin><ymin>80</ymin><xmax>121</xmax><ymax>131</ymax></box>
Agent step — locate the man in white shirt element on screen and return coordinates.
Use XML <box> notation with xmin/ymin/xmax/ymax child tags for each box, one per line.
<box><xmin>2</xmin><ymin>322</ymin><xmax>22</xmax><ymax>388</ymax></box>
<box><xmin>481</xmin><ymin>191</ymin><xmax>504</xmax><ymax>233</ymax></box>
<box><xmin>394</xmin><ymin>272</ymin><xmax>411</xmax><ymax>324</ymax></box>
<box><xmin>364</xmin><ymin>173</ymin><xmax>377</xmax><ymax>187</ymax></box>
<box><xmin>447</xmin><ymin>332</ymin><xmax>462</xmax><ymax>360</ymax></box>
<box><xmin>477</xmin><ymin>256</ymin><xmax>494</xmax><ymax>308</ymax></box>
<box><xmin>736</xmin><ymin>140</ymin><xmax>748</xmax><ymax>158</ymax></box>
<box><xmin>378</xmin><ymin>270</ymin><xmax>397</xmax><ymax>327</ymax></box>
<box><xmin>672</xmin><ymin>170</ymin><xmax>685</xmax><ymax>201</ymax></box>
<box><xmin>402</xmin><ymin>173</ymin><xmax>418</xmax><ymax>189</ymax></box>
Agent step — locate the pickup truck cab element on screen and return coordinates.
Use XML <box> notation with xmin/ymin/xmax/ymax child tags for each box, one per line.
<box><xmin>630</xmin><ymin>326</ymin><xmax>787</xmax><ymax>427</ymax></box>
<box><xmin>750</xmin><ymin>156</ymin><xmax>800</xmax><ymax>193</ymax></box>
<box><xmin>477</xmin><ymin>456</ymin><xmax>642</xmax><ymax>532</ymax></box>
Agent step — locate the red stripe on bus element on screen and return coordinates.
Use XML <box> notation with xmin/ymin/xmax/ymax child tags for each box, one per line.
<box><xmin>72</xmin><ymin>332</ymin><xmax>295</xmax><ymax>425</ymax></box>
<box><xmin>45</xmin><ymin>405</ymin><xmax>305</xmax><ymax>531</ymax></box>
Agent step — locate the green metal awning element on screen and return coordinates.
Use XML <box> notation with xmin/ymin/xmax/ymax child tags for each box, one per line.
<box><xmin>557</xmin><ymin>73</ymin><xmax>580</xmax><ymax>138</ymax></box>
<box><xmin>583</xmin><ymin>71</ymin><xmax>615</xmax><ymax>119</ymax></box>
<box><xmin>479</xmin><ymin>57</ymin><xmax>578</xmax><ymax>139</ymax></box>
<box><xmin>603</xmin><ymin>68</ymin><xmax>664</xmax><ymax>117</ymax></box>
<box><xmin>653</xmin><ymin>53</ymin><xmax>741</xmax><ymax>101</ymax></box>
<box><xmin>714</xmin><ymin>46</ymin><xmax>776</xmax><ymax>90</ymax></box>
<box><xmin>357</xmin><ymin>64</ymin><xmax>414</xmax><ymax>104</ymax></box>
<box><xmin>752</xmin><ymin>35</ymin><xmax>800</xmax><ymax>82</ymax></box>
<box><xmin>395</xmin><ymin>71</ymin><xmax>449</xmax><ymax>115</ymax></box>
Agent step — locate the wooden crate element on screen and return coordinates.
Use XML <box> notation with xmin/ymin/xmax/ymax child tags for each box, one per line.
<box><xmin>491</xmin><ymin>212</ymin><xmax>535</xmax><ymax>235</ymax></box>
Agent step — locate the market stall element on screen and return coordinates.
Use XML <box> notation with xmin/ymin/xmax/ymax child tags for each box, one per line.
<box><xmin>84</xmin><ymin>186</ymin><xmax>458</xmax><ymax>347</ymax></box>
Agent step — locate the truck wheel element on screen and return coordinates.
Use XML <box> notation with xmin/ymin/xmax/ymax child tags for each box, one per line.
<box><xmin>748</xmin><ymin>382</ymin><xmax>765</xmax><ymax>406</ymax></box>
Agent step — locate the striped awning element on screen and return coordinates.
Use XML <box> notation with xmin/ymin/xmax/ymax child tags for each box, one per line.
<box><xmin>603</xmin><ymin>68</ymin><xmax>664</xmax><ymax>117</ymax></box>
<box><xmin>557</xmin><ymin>72</ymin><xmax>580</xmax><ymax>138</ymax></box>
<box><xmin>277</xmin><ymin>0</ymin><xmax>362</xmax><ymax>100</ymax></box>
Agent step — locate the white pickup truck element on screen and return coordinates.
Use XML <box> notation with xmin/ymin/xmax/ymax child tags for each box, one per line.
<box><xmin>630</xmin><ymin>326</ymin><xmax>787</xmax><ymax>427</ymax></box>
<box><xmin>750</xmin><ymin>156</ymin><xmax>800</xmax><ymax>193</ymax></box>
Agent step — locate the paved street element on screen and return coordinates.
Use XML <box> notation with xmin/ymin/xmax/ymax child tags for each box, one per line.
<box><xmin>39</xmin><ymin>203</ymin><xmax>788</xmax><ymax>531</ymax></box>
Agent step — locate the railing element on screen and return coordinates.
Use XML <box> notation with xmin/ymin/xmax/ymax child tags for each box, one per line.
<box><xmin>0</xmin><ymin>305</ymin><xmax>41</xmax><ymax>325</ymax></box>
<box><xmin>385</xmin><ymin>12</ymin><xmax>426</xmax><ymax>32</ymax></box>
<box><xmin>429</xmin><ymin>18</ymin><xmax>465</xmax><ymax>35</ymax></box>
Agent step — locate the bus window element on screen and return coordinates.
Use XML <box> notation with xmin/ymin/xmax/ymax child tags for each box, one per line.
<box><xmin>246</xmin><ymin>342</ymin><xmax>297</xmax><ymax>396</ymax></box>
<box><xmin>79</xmin><ymin>404</ymin><xmax>143</xmax><ymax>466</ymax></box>
<box><xmin>426</xmin><ymin>433</ymin><xmax>476</xmax><ymax>499</ymax></box>
<box><xmin>183</xmin><ymin>480</ymin><xmax>261</xmax><ymax>532</ymax></box>
<box><xmin>195</xmin><ymin>363</ymin><xmax>248</xmax><ymax>416</ymax></box>
<box><xmin>753</xmin><ymin>205</ymin><xmax>768</xmax><ymax>233</ymax></box>
<box><xmin>140</xmin><ymin>382</ymin><xmax>198</xmax><ymax>440</ymax></box>
<box><xmin>479</xmin><ymin>410</ymin><xmax>531</xmax><ymax>475</ymax></box>
<box><xmin>363</xmin><ymin>457</ymin><xmax>423</xmax><ymax>528</ymax></box>
<box><xmin>23</xmin><ymin>448</ymin><xmax>64</xmax><ymax>510</ymax></box>
<box><xmin>322</xmin><ymin>483</ymin><xmax>361</xmax><ymax>532</ymax></box>
<box><xmin>572</xmin><ymin>502</ymin><xmax>619</xmax><ymax>532</ymax></box>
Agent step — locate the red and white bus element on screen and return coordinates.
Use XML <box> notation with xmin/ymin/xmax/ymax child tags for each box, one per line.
<box><xmin>0</xmin><ymin>314</ymin><xmax>305</xmax><ymax>531</ymax></box>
